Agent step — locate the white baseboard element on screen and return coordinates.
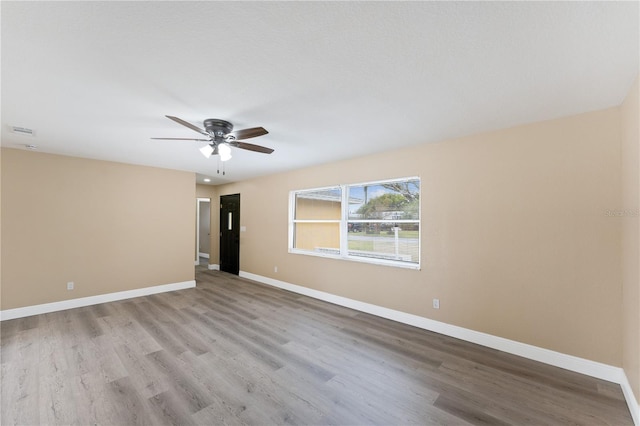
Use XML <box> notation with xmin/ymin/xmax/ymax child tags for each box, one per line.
<box><xmin>240</xmin><ymin>270</ymin><xmax>639</xmax><ymax>423</ymax></box>
<box><xmin>198</xmin><ymin>252</ymin><xmax>210</xmax><ymax>259</ymax></box>
<box><xmin>208</xmin><ymin>264</ymin><xmax>220</xmax><ymax>271</ymax></box>
<box><xmin>0</xmin><ymin>280</ymin><xmax>196</xmax><ymax>321</ymax></box>
<box><xmin>621</xmin><ymin>373</ymin><xmax>640</xmax><ymax>425</ymax></box>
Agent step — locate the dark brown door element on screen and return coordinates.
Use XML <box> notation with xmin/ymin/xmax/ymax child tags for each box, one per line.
<box><xmin>220</xmin><ymin>194</ymin><xmax>240</xmax><ymax>275</ymax></box>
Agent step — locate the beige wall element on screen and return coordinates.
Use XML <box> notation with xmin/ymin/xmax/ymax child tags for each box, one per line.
<box><xmin>1</xmin><ymin>149</ymin><xmax>195</xmax><ymax>310</ymax></box>
<box><xmin>621</xmin><ymin>74</ymin><xmax>640</xmax><ymax>405</ymax></box>
<box><xmin>196</xmin><ymin>184</ymin><xmax>216</xmax><ymax>199</ymax></box>
<box><xmin>216</xmin><ymin>107</ymin><xmax>623</xmax><ymax>366</ymax></box>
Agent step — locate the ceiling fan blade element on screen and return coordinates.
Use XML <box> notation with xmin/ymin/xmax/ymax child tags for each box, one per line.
<box><xmin>229</xmin><ymin>127</ymin><xmax>268</xmax><ymax>140</ymax></box>
<box><xmin>233</xmin><ymin>141</ymin><xmax>274</xmax><ymax>154</ymax></box>
<box><xmin>165</xmin><ymin>115</ymin><xmax>209</xmax><ymax>136</ymax></box>
<box><xmin>151</xmin><ymin>137</ymin><xmax>211</xmax><ymax>141</ymax></box>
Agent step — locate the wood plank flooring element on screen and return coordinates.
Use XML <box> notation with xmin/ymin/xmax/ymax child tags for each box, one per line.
<box><xmin>1</xmin><ymin>269</ymin><xmax>633</xmax><ymax>425</ymax></box>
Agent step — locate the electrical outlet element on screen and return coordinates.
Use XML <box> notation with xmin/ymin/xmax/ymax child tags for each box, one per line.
<box><xmin>67</xmin><ymin>281</ymin><xmax>74</xmax><ymax>290</ymax></box>
<box><xmin>274</xmin><ymin>266</ymin><xmax>278</xmax><ymax>273</ymax></box>
<box><xmin>432</xmin><ymin>298</ymin><xmax>440</xmax><ymax>309</ymax></box>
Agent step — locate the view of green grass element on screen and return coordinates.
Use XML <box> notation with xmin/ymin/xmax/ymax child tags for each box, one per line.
<box><xmin>398</xmin><ymin>230</ymin><xmax>418</xmax><ymax>238</ymax></box>
<box><xmin>347</xmin><ymin>231</ymin><xmax>419</xmax><ymax>262</ymax></box>
<box><xmin>347</xmin><ymin>240</ymin><xmax>374</xmax><ymax>251</ymax></box>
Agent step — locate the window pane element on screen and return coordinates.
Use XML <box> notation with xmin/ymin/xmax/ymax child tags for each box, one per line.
<box><xmin>348</xmin><ymin>179</ymin><xmax>420</xmax><ymax>220</ymax></box>
<box><xmin>294</xmin><ymin>222</ymin><xmax>340</xmax><ymax>254</ymax></box>
<box><xmin>347</xmin><ymin>222</ymin><xmax>419</xmax><ymax>263</ymax></box>
<box><xmin>295</xmin><ymin>188</ymin><xmax>342</xmax><ymax>220</ymax></box>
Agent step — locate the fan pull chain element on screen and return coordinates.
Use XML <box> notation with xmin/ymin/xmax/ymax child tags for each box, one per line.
<box><xmin>216</xmin><ymin>158</ymin><xmax>226</xmax><ymax>175</ymax></box>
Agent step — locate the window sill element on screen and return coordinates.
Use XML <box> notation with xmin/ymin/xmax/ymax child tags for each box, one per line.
<box><xmin>288</xmin><ymin>248</ymin><xmax>421</xmax><ymax>270</ymax></box>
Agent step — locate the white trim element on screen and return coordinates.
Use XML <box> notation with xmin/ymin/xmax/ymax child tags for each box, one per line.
<box><xmin>239</xmin><ymin>271</ymin><xmax>626</xmax><ymax>384</ymax></box>
<box><xmin>288</xmin><ymin>248</ymin><xmax>420</xmax><ymax>270</ymax></box>
<box><xmin>621</xmin><ymin>372</ymin><xmax>640</xmax><ymax>425</ymax></box>
<box><xmin>194</xmin><ymin>260</ymin><xmax>200</xmax><ymax>266</ymax></box>
<box><xmin>208</xmin><ymin>264</ymin><xmax>220</xmax><ymax>271</ymax></box>
<box><xmin>292</xmin><ymin>219</ymin><xmax>341</xmax><ymax>224</ymax></box>
<box><xmin>198</xmin><ymin>252</ymin><xmax>210</xmax><ymax>259</ymax></box>
<box><xmin>0</xmin><ymin>280</ymin><xmax>196</xmax><ymax>321</ymax></box>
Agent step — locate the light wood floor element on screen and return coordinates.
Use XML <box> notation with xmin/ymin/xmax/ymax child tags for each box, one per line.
<box><xmin>1</xmin><ymin>269</ymin><xmax>633</xmax><ymax>425</ymax></box>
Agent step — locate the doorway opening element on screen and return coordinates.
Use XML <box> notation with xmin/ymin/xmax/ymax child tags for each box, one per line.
<box><xmin>196</xmin><ymin>198</ymin><xmax>211</xmax><ymax>267</ymax></box>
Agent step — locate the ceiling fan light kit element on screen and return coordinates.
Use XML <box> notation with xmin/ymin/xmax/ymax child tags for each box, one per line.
<box><xmin>217</xmin><ymin>143</ymin><xmax>232</xmax><ymax>161</ymax></box>
<box><xmin>199</xmin><ymin>144</ymin><xmax>214</xmax><ymax>159</ymax></box>
<box><xmin>152</xmin><ymin>115</ymin><xmax>273</xmax><ymax>169</ymax></box>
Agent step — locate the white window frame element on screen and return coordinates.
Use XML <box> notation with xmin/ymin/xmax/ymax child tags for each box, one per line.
<box><xmin>289</xmin><ymin>177</ymin><xmax>420</xmax><ymax>270</ymax></box>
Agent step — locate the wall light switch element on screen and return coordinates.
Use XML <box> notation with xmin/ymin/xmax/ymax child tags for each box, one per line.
<box><xmin>67</xmin><ymin>281</ymin><xmax>74</xmax><ymax>290</ymax></box>
<box><xmin>433</xmin><ymin>298</ymin><xmax>440</xmax><ymax>309</ymax></box>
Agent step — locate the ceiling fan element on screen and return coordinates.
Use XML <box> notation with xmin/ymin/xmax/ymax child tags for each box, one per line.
<box><xmin>152</xmin><ymin>115</ymin><xmax>274</xmax><ymax>162</ymax></box>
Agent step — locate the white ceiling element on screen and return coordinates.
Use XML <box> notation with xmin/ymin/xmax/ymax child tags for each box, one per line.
<box><xmin>2</xmin><ymin>1</ymin><xmax>638</xmax><ymax>185</ymax></box>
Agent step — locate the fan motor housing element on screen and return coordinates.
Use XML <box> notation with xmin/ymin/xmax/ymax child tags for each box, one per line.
<box><xmin>204</xmin><ymin>119</ymin><xmax>234</xmax><ymax>137</ymax></box>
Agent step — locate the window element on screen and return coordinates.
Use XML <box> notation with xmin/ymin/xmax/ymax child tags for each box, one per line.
<box><xmin>289</xmin><ymin>177</ymin><xmax>420</xmax><ymax>268</ymax></box>
<box><xmin>291</xmin><ymin>187</ymin><xmax>342</xmax><ymax>255</ymax></box>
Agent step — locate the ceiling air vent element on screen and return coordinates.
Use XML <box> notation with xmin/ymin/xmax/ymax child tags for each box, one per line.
<box><xmin>10</xmin><ymin>126</ymin><xmax>35</xmax><ymax>137</ymax></box>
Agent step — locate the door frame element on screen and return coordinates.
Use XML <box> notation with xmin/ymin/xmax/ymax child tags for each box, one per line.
<box><xmin>219</xmin><ymin>193</ymin><xmax>241</xmax><ymax>275</ymax></box>
<box><xmin>196</xmin><ymin>197</ymin><xmax>211</xmax><ymax>265</ymax></box>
